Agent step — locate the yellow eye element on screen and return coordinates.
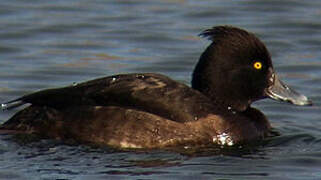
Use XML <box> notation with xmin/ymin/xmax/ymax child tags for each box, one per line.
<box><xmin>253</xmin><ymin>62</ymin><xmax>262</xmax><ymax>70</ymax></box>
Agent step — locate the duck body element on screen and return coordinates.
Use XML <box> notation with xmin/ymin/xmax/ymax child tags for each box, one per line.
<box><xmin>1</xmin><ymin>73</ymin><xmax>270</xmax><ymax>148</ymax></box>
<box><xmin>0</xmin><ymin>26</ymin><xmax>311</xmax><ymax>149</ymax></box>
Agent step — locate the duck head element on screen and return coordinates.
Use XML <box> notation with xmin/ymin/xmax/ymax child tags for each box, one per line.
<box><xmin>192</xmin><ymin>26</ymin><xmax>312</xmax><ymax>112</ymax></box>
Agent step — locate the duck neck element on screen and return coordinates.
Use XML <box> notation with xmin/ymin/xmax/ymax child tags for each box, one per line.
<box><xmin>207</xmin><ymin>94</ymin><xmax>250</xmax><ymax>113</ymax></box>
<box><xmin>192</xmin><ymin>72</ymin><xmax>251</xmax><ymax>112</ymax></box>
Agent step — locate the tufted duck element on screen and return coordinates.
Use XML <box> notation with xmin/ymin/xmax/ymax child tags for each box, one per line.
<box><xmin>0</xmin><ymin>26</ymin><xmax>312</xmax><ymax>148</ymax></box>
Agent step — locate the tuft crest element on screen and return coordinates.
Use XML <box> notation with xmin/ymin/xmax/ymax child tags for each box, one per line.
<box><xmin>199</xmin><ymin>26</ymin><xmax>252</xmax><ymax>41</ymax></box>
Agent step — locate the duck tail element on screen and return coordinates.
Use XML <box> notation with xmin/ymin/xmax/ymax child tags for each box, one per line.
<box><xmin>1</xmin><ymin>98</ymin><xmax>26</xmax><ymax>110</ymax></box>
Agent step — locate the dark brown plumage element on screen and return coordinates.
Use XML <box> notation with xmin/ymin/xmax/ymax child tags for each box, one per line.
<box><xmin>0</xmin><ymin>26</ymin><xmax>311</xmax><ymax>148</ymax></box>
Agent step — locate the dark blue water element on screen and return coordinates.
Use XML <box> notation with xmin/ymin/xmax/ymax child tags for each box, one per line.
<box><xmin>0</xmin><ymin>0</ymin><xmax>320</xmax><ymax>179</ymax></box>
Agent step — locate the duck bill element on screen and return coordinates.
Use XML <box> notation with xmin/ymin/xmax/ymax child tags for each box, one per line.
<box><xmin>265</xmin><ymin>74</ymin><xmax>312</xmax><ymax>106</ymax></box>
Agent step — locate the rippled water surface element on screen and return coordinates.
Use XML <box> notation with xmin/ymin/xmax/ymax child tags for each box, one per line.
<box><xmin>0</xmin><ymin>0</ymin><xmax>321</xmax><ymax>179</ymax></box>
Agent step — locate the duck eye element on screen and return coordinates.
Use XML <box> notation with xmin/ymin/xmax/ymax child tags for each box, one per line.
<box><xmin>253</xmin><ymin>61</ymin><xmax>262</xmax><ymax>70</ymax></box>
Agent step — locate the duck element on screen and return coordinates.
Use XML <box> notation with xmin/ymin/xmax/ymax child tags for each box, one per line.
<box><xmin>0</xmin><ymin>26</ymin><xmax>312</xmax><ymax>149</ymax></box>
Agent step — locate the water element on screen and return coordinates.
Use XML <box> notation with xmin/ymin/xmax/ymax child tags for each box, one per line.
<box><xmin>0</xmin><ymin>0</ymin><xmax>320</xmax><ymax>179</ymax></box>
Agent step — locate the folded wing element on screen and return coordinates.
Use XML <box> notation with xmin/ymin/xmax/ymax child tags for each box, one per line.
<box><xmin>2</xmin><ymin>73</ymin><xmax>215</xmax><ymax>122</ymax></box>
